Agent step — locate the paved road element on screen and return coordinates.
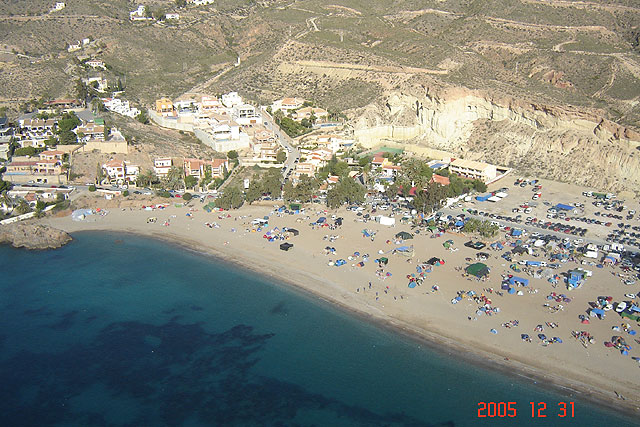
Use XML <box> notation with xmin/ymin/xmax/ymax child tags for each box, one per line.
<box><xmin>259</xmin><ymin>107</ymin><xmax>300</xmax><ymax>180</ymax></box>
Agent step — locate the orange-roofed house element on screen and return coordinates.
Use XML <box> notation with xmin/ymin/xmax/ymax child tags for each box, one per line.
<box><xmin>155</xmin><ymin>98</ymin><xmax>175</xmax><ymax>117</ymax></box>
<box><xmin>184</xmin><ymin>158</ymin><xmax>208</xmax><ymax>179</ymax></box>
<box><xmin>271</xmin><ymin>97</ymin><xmax>305</xmax><ymax>114</ymax></box>
<box><xmin>40</xmin><ymin>150</ymin><xmax>64</xmax><ymax>161</ymax></box>
<box><xmin>431</xmin><ymin>174</ymin><xmax>450</xmax><ymax>186</ymax></box>
<box><xmin>210</xmin><ymin>158</ymin><xmax>229</xmax><ymax>179</ymax></box>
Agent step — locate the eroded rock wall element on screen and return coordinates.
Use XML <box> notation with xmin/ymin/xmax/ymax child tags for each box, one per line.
<box><xmin>351</xmin><ymin>87</ymin><xmax>640</xmax><ymax>193</ymax></box>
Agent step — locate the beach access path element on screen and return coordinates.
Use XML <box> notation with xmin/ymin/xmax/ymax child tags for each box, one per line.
<box><xmin>45</xmin><ymin>202</ymin><xmax>640</xmax><ymax>416</ymax></box>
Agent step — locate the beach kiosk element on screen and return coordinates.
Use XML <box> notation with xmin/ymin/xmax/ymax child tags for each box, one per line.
<box><xmin>466</xmin><ymin>263</ymin><xmax>490</xmax><ymax>278</ymax></box>
<box><xmin>567</xmin><ymin>269</ymin><xmax>587</xmax><ymax>289</ymax></box>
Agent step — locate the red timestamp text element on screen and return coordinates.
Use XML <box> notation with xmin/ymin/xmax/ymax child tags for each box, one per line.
<box><xmin>477</xmin><ymin>401</ymin><xmax>575</xmax><ymax>418</ymax></box>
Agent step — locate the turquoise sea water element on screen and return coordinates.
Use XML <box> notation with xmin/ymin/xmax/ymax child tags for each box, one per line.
<box><xmin>0</xmin><ymin>231</ymin><xmax>636</xmax><ymax>426</ymax></box>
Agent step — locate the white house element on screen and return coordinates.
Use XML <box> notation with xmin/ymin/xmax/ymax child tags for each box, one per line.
<box><xmin>67</xmin><ymin>42</ymin><xmax>81</xmax><ymax>52</ymax></box>
<box><xmin>52</xmin><ymin>2</ymin><xmax>66</xmax><ymax>11</ymax></box>
<box><xmin>271</xmin><ymin>97</ymin><xmax>305</xmax><ymax>114</ymax></box>
<box><xmin>154</xmin><ymin>158</ymin><xmax>172</xmax><ymax>177</ymax></box>
<box><xmin>165</xmin><ymin>13</ymin><xmax>180</xmax><ymax>20</ymax></box>
<box><xmin>86</xmin><ymin>59</ymin><xmax>105</xmax><ymax>69</ymax></box>
<box><xmin>221</xmin><ymin>92</ymin><xmax>242</xmax><ymax>108</ymax></box>
<box><xmin>102</xmin><ymin>98</ymin><xmax>140</xmax><ymax>118</ymax></box>
<box><xmin>232</xmin><ymin>104</ymin><xmax>261</xmax><ymax>126</ymax></box>
<box><xmin>211</xmin><ymin>121</ymin><xmax>240</xmax><ymax>140</ymax></box>
<box><xmin>188</xmin><ymin>0</ymin><xmax>215</xmax><ymax>6</ymax></box>
<box><xmin>103</xmin><ymin>159</ymin><xmax>139</xmax><ymax>185</ymax></box>
<box><xmin>130</xmin><ymin>5</ymin><xmax>151</xmax><ymax>21</ymax></box>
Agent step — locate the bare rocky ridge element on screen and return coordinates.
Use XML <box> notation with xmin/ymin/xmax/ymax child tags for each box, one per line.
<box><xmin>350</xmin><ymin>85</ymin><xmax>640</xmax><ymax>194</ymax></box>
<box><xmin>0</xmin><ymin>223</ymin><xmax>72</xmax><ymax>250</ymax></box>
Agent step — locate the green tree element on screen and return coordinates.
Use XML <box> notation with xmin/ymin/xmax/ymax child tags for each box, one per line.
<box><xmin>137</xmin><ymin>169</ymin><xmax>156</xmax><ymax>188</ymax></box>
<box><xmin>245</xmin><ymin>179</ymin><xmax>263</xmax><ymax>204</ymax></box>
<box><xmin>123</xmin><ymin>190</ymin><xmax>130</xmax><ymax>197</ymax></box>
<box><xmin>103</xmin><ymin>125</ymin><xmax>111</xmax><ymax>141</ymax></box>
<box><xmin>58</xmin><ymin>130</ymin><xmax>77</xmax><ymax>145</ymax></box>
<box><xmin>327</xmin><ymin>177</ymin><xmax>365</xmax><ymax>208</ymax></box>
<box><xmin>216</xmin><ymin>186</ymin><xmax>244</xmax><ymax>210</ymax></box>
<box><xmin>14</xmin><ymin>146</ymin><xmax>37</xmax><ymax>157</ymax></box>
<box><xmin>276</xmin><ymin>150</ymin><xmax>287</xmax><ymax>163</ymax></box>
<box><xmin>165</xmin><ymin>166</ymin><xmax>184</xmax><ymax>190</ymax></box>
<box><xmin>182</xmin><ymin>192</ymin><xmax>192</xmax><ymax>201</ymax></box>
<box><xmin>56</xmin><ymin>112</ymin><xmax>81</xmax><ymax>133</ymax></box>
<box><xmin>135</xmin><ymin>110</ymin><xmax>149</xmax><ymax>124</ymax></box>
<box><xmin>88</xmin><ymin>185</ymin><xmax>96</xmax><ymax>192</ymax></box>
<box><xmin>358</xmin><ymin>156</ymin><xmax>371</xmax><ymax>167</ymax></box>
<box><xmin>184</xmin><ymin>175</ymin><xmax>198</xmax><ymax>189</ymax></box>
<box><xmin>402</xmin><ymin>158</ymin><xmax>433</xmax><ymax>188</ymax></box>
<box><xmin>261</xmin><ymin>168</ymin><xmax>282</xmax><ymax>198</ymax></box>
<box><xmin>473</xmin><ymin>179</ymin><xmax>487</xmax><ymax>192</ymax></box>
<box><xmin>15</xmin><ymin>199</ymin><xmax>31</xmax><ymax>215</ymax></box>
<box><xmin>227</xmin><ymin>150</ymin><xmax>238</xmax><ymax>160</ymax></box>
<box><xmin>75</xmin><ymin>79</ymin><xmax>87</xmax><ymax>103</ymax></box>
<box><xmin>90</xmin><ymin>97</ymin><xmax>105</xmax><ymax>113</ymax></box>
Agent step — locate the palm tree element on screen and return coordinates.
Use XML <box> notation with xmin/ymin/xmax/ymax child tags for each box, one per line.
<box><xmin>14</xmin><ymin>199</ymin><xmax>31</xmax><ymax>215</ymax></box>
<box><xmin>165</xmin><ymin>166</ymin><xmax>185</xmax><ymax>191</ymax></box>
<box><xmin>1</xmin><ymin>192</ymin><xmax>14</xmax><ymax>214</ymax></box>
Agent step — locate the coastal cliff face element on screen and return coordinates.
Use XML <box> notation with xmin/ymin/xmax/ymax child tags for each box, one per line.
<box><xmin>352</xmin><ymin>87</ymin><xmax>640</xmax><ymax>193</ymax></box>
<box><xmin>0</xmin><ymin>223</ymin><xmax>72</xmax><ymax>250</ymax></box>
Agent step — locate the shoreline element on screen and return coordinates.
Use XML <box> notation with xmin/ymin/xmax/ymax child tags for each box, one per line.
<box><xmin>43</xmin><ymin>204</ymin><xmax>640</xmax><ymax>419</ymax></box>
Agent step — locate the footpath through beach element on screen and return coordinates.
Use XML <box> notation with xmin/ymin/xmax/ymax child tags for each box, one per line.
<box><xmin>46</xmin><ymin>201</ymin><xmax>640</xmax><ymax>417</ymax></box>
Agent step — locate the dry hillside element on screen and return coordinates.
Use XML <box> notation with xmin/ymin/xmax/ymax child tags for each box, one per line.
<box><xmin>1</xmin><ymin>0</ymin><xmax>640</xmax><ymax>191</ymax></box>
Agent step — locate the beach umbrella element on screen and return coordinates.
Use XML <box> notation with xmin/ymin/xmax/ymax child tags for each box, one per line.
<box><xmin>408</xmin><ymin>282</ymin><xmax>416</xmax><ymax>289</ymax></box>
<box><xmin>490</xmin><ymin>329</ymin><xmax>498</xmax><ymax>334</ymax></box>
<box><xmin>553</xmin><ymin>337</ymin><xmax>563</xmax><ymax>343</ymax></box>
<box><xmin>630</xmin><ymin>330</ymin><xmax>637</xmax><ymax>336</ymax></box>
<box><xmin>508</xmin><ymin>288</ymin><xmax>516</xmax><ymax>294</ymax></box>
<box><xmin>581</xmin><ymin>319</ymin><xmax>590</xmax><ymax>324</ymax></box>
<box><xmin>521</xmin><ymin>334</ymin><xmax>529</xmax><ymax>340</ymax></box>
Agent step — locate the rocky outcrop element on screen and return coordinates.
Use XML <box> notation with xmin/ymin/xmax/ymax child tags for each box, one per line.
<box><xmin>351</xmin><ymin>85</ymin><xmax>640</xmax><ymax>193</ymax></box>
<box><xmin>0</xmin><ymin>223</ymin><xmax>72</xmax><ymax>250</ymax></box>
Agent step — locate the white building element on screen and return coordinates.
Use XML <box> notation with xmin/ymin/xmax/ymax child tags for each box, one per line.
<box><xmin>188</xmin><ymin>0</ymin><xmax>215</xmax><ymax>5</ymax></box>
<box><xmin>221</xmin><ymin>92</ymin><xmax>242</xmax><ymax>108</ymax></box>
<box><xmin>232</xmin><ymin>104</ymin><xmax>261</xmax><ymax>126</ymax></box>
<box><xmin>153</xmin><ymin>158</ymin><xmax>173</xmax><ymax>177</ymax></box>
<box><xmin>86</xmin><ymin>60</ymin><xmax>105</xmax><ymax>69</ymax></box>
<box><xmin>271</xmin><ymin>97</ymin><xmax>305</xmax><ymax>114</ymax></box>
<box><xmin>102</xmin><ymin>98</ymin><xmax>140</xmax><ymax>118</ymax></box>
<box><xmin>448</xmin><ymin>159</ymin><xmax>497</xmax><ymax>183</ymax></box>
<box><xmin>67</xmin><ymin>42</ymin><xmax>81</xmax><ymax>52</ymax></box>
<box><xmin>52</xmin><ymin>2</ymin><xmax>66</xmax><ymax>11</ymax></box>
<box><xmin>165</xmin><ymin>13</ymin><xmax>180</xmax><ymax>20</ymax></box>
<box><xmin>103</xmin><ymin>159</ymin><xmax>139</xmax><ymax>185</ymax></box>
<box><xmin>130</xmin><ymin>5</ymin><xmax>151</xmax><ymax>21</ymax></box>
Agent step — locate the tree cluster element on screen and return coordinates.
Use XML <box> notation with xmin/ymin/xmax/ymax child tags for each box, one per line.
<box><xmin>327</xmin><ymin>177</ymin><xmax>365</xmax><ymax>209</ymax></box>
<box><xmin>283</xmin><ymin>174</ymin><xmax>320</xmax><ymax>203</ymax></box>
<box><xmin>244</xmin><ymin>169</ymin><xmax>282</xmax><ymax>204</ymax></box>
<box><xmin>215</xmin><ymin>186</ymin><xmax>244</xmax><ymax>210</ymax></box>
<box><xmin>462</xmin><ymin>218</ymin><xmax>499</xmax><ymax>238</ymax></box>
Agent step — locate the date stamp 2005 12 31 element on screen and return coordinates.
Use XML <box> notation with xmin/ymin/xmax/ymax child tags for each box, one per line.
<box><xmin>478</xmin><ymin>402</ymin><xmax>575</xmax><ymax>418</ymax></box>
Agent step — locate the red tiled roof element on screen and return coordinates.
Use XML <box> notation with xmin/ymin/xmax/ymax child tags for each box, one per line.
<box><xmin>431</xmin><ymin>174</ymin><xmax>450</xmax><ymax>186</ymax></box>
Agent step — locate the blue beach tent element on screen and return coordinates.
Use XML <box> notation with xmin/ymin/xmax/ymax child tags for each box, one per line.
<box><xmin>509</xmin><ymin>276</ymin><xmax>529</xmax><ymax>287</ymax></box>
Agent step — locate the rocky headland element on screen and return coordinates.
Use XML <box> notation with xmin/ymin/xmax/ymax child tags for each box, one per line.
<box><xmin>0</xmin><ymin>223</ymin><xmax>72</xmax><ymax>250</ymax></box>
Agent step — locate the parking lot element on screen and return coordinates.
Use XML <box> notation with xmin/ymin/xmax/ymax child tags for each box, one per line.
<box><xmin>449</xmin><ymin>177</ymin><xmax>640</xmax><ymax>249</ymax></box>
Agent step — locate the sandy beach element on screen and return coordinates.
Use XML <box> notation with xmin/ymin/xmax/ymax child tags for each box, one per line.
<box><xmin>45</xmin><ymin>199</ymin><xmax>640</xmax><ymax>416</ymax></box>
